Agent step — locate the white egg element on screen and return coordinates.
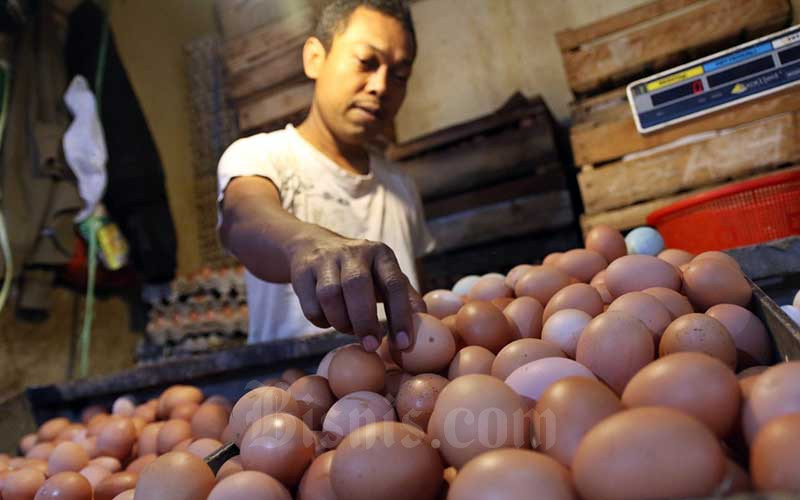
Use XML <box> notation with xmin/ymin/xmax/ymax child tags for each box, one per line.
<box><xmin>505</xmin><ymin>357</ymin><xmax>596</xmax><ymax>402</ymax></box>
<box><xmin>482</xmin><ymin>272</ymin><xmax>506</xmax><ymax>280</ymax></box>
<box><xmin>781</xmin><ymin>305</ymin><xmax>800</xmax><ymax>326</ymax></box>
<box><xmin>452</xmin><ymin>275</ymin><xmax>481</xmax><ymax>296</ymax></box>
<box><xmin>794</xmin><ymin>289</ymin><xmax>800</xmax><ymax>309</ymax></box>
<box><xmin>541</xmin><ymin>309</ymin><xmax>592</xmax><ymax>359</ymax></box>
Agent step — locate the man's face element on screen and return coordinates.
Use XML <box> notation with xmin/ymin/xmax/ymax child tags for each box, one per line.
<box><xmin>312</xmin><ymin>7</ymin><xmax>415</xmax><ymax>144</ymax></box>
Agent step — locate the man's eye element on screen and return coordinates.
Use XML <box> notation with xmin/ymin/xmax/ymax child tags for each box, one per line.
<box><xmin>358</xmin><ymin>57</ymin><xmax>379</xmax><ymax>70</ymax></box>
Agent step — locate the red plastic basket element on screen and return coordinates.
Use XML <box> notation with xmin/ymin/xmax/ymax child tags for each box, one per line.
<box><xmin>646</xmin><ymin>169</ymin><xmax>800</xmax><ymax>253</ymax></box>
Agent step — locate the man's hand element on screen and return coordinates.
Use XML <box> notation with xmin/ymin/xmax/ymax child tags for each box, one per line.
<box><xmin>288</xmin><ymin>235</ymin><xmax>425</xmax><ymax>351</ymax></box>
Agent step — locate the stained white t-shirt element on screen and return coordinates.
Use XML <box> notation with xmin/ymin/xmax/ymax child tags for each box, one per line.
<box><xmin>217</xmin><ymin>124</ymin><xmax>435</xmax><ymax>343</ymax></box>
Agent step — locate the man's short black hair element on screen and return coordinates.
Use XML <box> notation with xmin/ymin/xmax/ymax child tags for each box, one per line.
<box><xmin>313</xmin><ymin>0</ymin><xmax>416</xmax><ymax>52</ymax></box>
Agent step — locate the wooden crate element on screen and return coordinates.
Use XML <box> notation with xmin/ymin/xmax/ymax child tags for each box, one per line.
<box><xmin>237</xmin><ymin>79</ymin><xmax>313</xmax><ymax>132</ymax></box>
<box><xmin>556</xmin><ymin>0</ymin><xmax>791</xmax><ymax>97</ymax></box>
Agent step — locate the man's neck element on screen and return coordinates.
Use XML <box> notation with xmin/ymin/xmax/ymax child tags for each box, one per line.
<box><xmin>296</xmin><ymin>108</ymin><xmax>370</xmax><ymax>175</ymax></box>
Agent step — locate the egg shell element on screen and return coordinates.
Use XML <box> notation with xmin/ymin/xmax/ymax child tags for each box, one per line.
<box><xmin>2</xmin><ymin>468</ymin><xmax>45</xmax><ymax>499</ymax></box>
<box><xmin>391</xmin><ymin>313</ymin><xmax>456</xmax><ymax>374</ymax></box>
<box><xmin>572</xmin><ymin>407</ymin><xmax>725</xmax><ymax>500</ymax></box>
<box><xmin>741</xmin><ymin>361</ymin><xmax>800</xmax><ymax>444</ymax></box>
<box><xmin>514</xmin><ymin>266</ymin><xmax>572</xmax><ymax>305</ymax></box>
<box><xmin>541</xmin><ymin>309</ymin><xmax>591</xmax><ymax>359</ymax></box>
<box><xmin>125</xmin><ymin>454</ymin><xmax>156</xmax><ymax>474</ymax></box>
<box><xmin>750</xmin><ymin>413</ymin><xmax>800</xmax><ymax>492</ymax></box>
<box><xmin>448</xmin><ymin>346</ymin><xmax>495</xmax><ymax>379</ymax></box>
<box><xmin>297</xmin><ymin>451</ymin><xmax>336</xmax><ymax>500</ymax></box>
<box><xmin>19</xmin><ymin>433</ymin><xmax>38</xmax><ymax>455</ymax></box>
<box><xmin>683</xmin><ymin>259</ymin><xmax>751</xmax><ymax>310</ymax></box>
<box><xmin>281</xmin><ymin>368</ymin><xmax>307</xmax><ymax>384</ymax></box>
<box><xmin>113</xmin><ymin>489</ymin><xmax>135</xmax><ymax>500</ymax></box>
<box><xmin>543</xmin><ymin>284</ymin><xmax>604</xmax><ymax>322</ymax></box>
<box><xmin>48</xmin><ymin>442</ymin><xmax>89</xmax><ymax>475</ymax></box>
<box><xmin>706</xmin><ymin>304</ymin><xmax>772</xmax><ymax>368</ymax></box>
<box><xmin>78</xmin><ymin>464</ymin><xmax>112</xmax><ymax>488</ymax></box>
<box><xmin>576</xmin><ymin>311</ymin><xmax>654</xmax><ymax>394</ymax></box>
<box><xmin>240</xmin><ymin>413</ymin><xmax>315</xmax><ymax>487</ymax></box>
<box><xmin>187</xmin><ymin>438</ymin><xmax>223</xmax><ymax>459</ymax></box>
<box><xmin>215</xmin><ymin>456</ymin><xmax>243</xmax><ymax>483</ymax></box>
<box><xmin>505</xmin><ymin>357</ymin><xmax>596</xmax><ymax>405</ymax></box>
<box><xmin>658</xmin><ymin>248</ymin><xmax>694</xmax><ymax>268</ymax></box>
<box><xmin>190</xmin><ymin>402</ymin><xmax>229</xmax><ymax>440</ymax></box>
<box><xmin>383</xmin><ymin>369</ymin><xmax>412</xmax><ymax>399</ymax></box>
<box><xmin>136</xmin><ymin>423</ymin><xmax>163</xmax><ymax>457</ymax></box>
<box><xmin>316</xmin><ymin>343</ymin><xmax>359</xmax><ymax>379</ymax></box>
<box><xmin>81</xmin><ymin>405</ymin><xmax>106</xmax><ymax>424</ymax></box>
<box><xmin>26</xmin><ymin>442</ymin><xmax>55</xmax><ymax>461</ymax></box>
<box><xmin>468</xmin><ymin>275</ymin><xmax>513</xmax><ymax>302</ymax></box>
<box><xmin>208</xmin><ymin>470</ymin><xmax>292</xmax><ymax>500</ymax></box>
<box><xmin>322</xmin><ymin>391</ymin><xmax>396</xmax><ymax>440</ymax></box>
<box><xmin>451</xmin><ymin>275</ymin><xmax>480</xmax><ymax>297</ymax></box>
<box><xmin>288</xmin><ymin>375</ymin><xmax>336</xmax><ymax>431</ymax></box>
<box><xmin>642</xmin><ymin>287</ymin><xmax>694</xmax><ymax>318</ymax></box>
<box><xmin>95</xmin><ymin>471</ymin><xmax>139</xmax><ymax>500</ymax></box>
<box><xmin>625</xmin><ymin>226</ymin><xmax>665</xmax><ymax>256</ymax></box>
<box><xmin>55</xmin><ymin>424</ymin><xmax>86</xmax><ymax>444</ymax></box>
<box><xmin>156</xmin><ymin>419</ymin><xmax>192</xmax><ymax>455</ymax></box>
<box><xmin>693</xmin><ymin>251</ymin><xmax>742</xmax><ymax>270</ymax></box>
<box><xmin>585</xmin><ymin>225</ymin><xmax>627</xmax><ymax>263</ymax></box>
<box><xmin>554</xmin><ymin>249</ymin><xmax>608</xmax><ymax>283</ymax></box>
<box><xmin>504</xmin><ymin>297</ymin><xmax>544</xmax><ymax>340</ymax></box>
<box><xmin>505</xmin><ymin>264</ymin><xmax>535</xmax><ymax>290</ymax></box>
<box><xmin>112</xmin><ymin>397</ymin><xmax>136</xmax><ymax>418</ymax></box>
<box><xmin>228</xmin><ymin>387</ymin><xmax>300</xmax><ymax>445</ymax></box>
<box><xmin>534</xmin><ymin>377</ymin><xmax>622</xmax><ymax>467</ymax></box>
<box><xmin>157</xmin><ymin>385</ymin><xmax>204</xmax><ymax>420</ymax></box>
<box><xmin>423</xmin><ymin>290</ymin><xmax>464</xmax><ymax>319</ymax></box>
<box><xmin>86</xmin><ymin>414</ymin><xmax>111</xmax><ymax>436</ymax></box>
<box><xmin>34</xmin><ymin>471</ymin><xmax>92</xmax><ymax>500</ymax></box>
<box><xmin>38</xmin><ymin>418</ymin><xmax>70</xmax><ymax>442</ymax></box>
<box><xmin>328</xmin><ymin>345</ymin><xmax>386</xmax><ymax>398</ymax></box>
<box><xmin>491</xmin><ymin>339</ymin><xmax>565</xmax><ymax>380</ymax></box>
<box><xmin>659</xmin><ymin>313</ymin><xmax>737</xmax><ymax>370</ymax></box>
<box><xmin>607</xmin><ymin>292</ymin><xmax>672</xmax><ymax>342</ymax></box>
<box><xmin>395</xmin><ymin>374</ymin><xmax>449</xmax><ymax>430</ymax></box>
<box><xmin>455</xmin><ymin>301</ymin><xmax>513</xmax><ymax>353</ymax></box>
<box><xmin>605</xmin><ymin>255</ymin><xmax>681</xmax><ymax>298</ymax></box>
<box><xmin>542</xmin><ymin>252</ymin><xmax>563</xmax><ymax>266</ymax></box>
<box><xmin>134</xmin><ymin>452</ymin><xmax>215</xmax><ymax>500</ymax></box>
<box><xmin>96</xmin><ymin>417</ymin><xmax>137</xmax><ymax>462</ymax></box>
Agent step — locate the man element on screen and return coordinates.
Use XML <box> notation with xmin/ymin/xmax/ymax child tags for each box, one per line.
<box><xmin>218</xmin><ymin>0</ymin><xmax>434</xmax><ymax>352</ymax></box>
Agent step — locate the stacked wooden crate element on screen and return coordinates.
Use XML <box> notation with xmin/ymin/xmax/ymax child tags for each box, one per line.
<box><xmin>388</xmin><ymin>94</ymin><xmax>581</xmax><ymax>291</ymax></box>
<box><xmin>556</xmin><ymin>0</ymin><xmax>797</xmax><ymax>233</ymax></box>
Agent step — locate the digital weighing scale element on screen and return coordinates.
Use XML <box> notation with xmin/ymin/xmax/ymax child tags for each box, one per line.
<box><xmin>628</xmin><ymin>25</ymin><xmax>800</xmax><ymax>134</ymax></box>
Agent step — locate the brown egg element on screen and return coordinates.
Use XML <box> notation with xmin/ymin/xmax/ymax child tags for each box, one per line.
<box><xmin>706</xmin><ymin>304</ymin><xmax>772</xmax><ymax>368</ymax></box>
<box><xmin>456</xmin><ymin>301</ymin><xmax>513</xmax><ymax>354</ymax></box>
<box><xmin>542</xmin><ymin>252</ymin><xmax>563</xmax><ymax>266</ymax></box>
<box><xmin>505</xmin><ymin>264</ymin><xmax>535</xmax><ymax>290</ymax></box>
<box><xmin>112</xmin><ymin>490</ymin><xmax>134</xmax><ymax>500</ymax></box>
<box><xmin>642</xmin><ymin>287</ymin><xmax>694</xmax><ymax>318</ymax></box>
<box><xmin>573</xmin><ymin>407</ymin><xmax>725</xmax><ymax>500</ymax></box>
<box><xmin>134</xmin><ymin>451</ymin><xmax>215</xmax><ymax>500</ymax></box>
<box><xmin>208</xmin><ymin>470</ymin><xmax>292</xmax><ymax>500</ymax></box>
<box><xmin>322</xmin><ymin>391</ymin><xmax>396</xmax><ymax>441</ymax></box>
<box><xmin>19</xmin><ymin>433</ymin><xmax>38</xmax><ymax>455</ymax></box>
<box><xmin>423</xmin><ymin>289</ymin><xmax>464</xmax><ymax>319</ymax></box>
<box><xmin>541</xmin><ymin>309</ymin><xmax>591</xmax><ymax>358</ymax></box>
<box><xmin>683</xmin><ymin>258</ymin><xmax>751</xmax><ymax>311</ymax></box>
<box><xmin>448</xmin><ymin>448</ymin><xmax>574</xmax><ymax>500</ymax></box>
<box><xmin>315</xmin><ymin>343</ymin><xmax>359</xmax><ymax>379</ymax></box>
<box><xmin>391</xmin><ymin>313</ymin><xmax>456</xmax><ymax>374</ymax></box>
<box><xmin>534</xmin><ymin>377</ymin><xmax>622</xmax><ymax>466</ymax></box>
<box><xmin>87</xmin><ymin>457</ymin><xmax>121</xmax><ymax>473</ymax></box>
<box><xmin>81</xmin><ymin>405</ymin><xmax>106</xmax><ymax>424</ymax></box>
<box><xmin>376</xmin><ymin>336</ymin><xmax>398</xmax><ymax>369</ymax></box>
<box><xmin>190</xmin><ymin>402</ymin><xmax>229</xmax><ymax>440</ymax></box>
<box><xmin>26</xmin><ymin>442</ymin><xmax>55</xmax><ymax>461</ymax></box>
<box><xmin>95</xmin><ymin>471</ymin><xmax>139</xmax><ymax>500</ymax></box>
<box><xmin>288</xmin><ymin>375</ymin><xmax>336</xmax><ymax>431</ymax></box>
<box><xmin>555</xmin><ymin>249</ymin><xmax>608</xmax><ymax>283</ymax></box>
<box><xmin>395</xmin><ymin>374</ymin><xmax>449</xmax><ymax>430</ymax></box>
<box><xmin>589</xmin><ymin>270</ymin><xmax>613</xmax><ymax>304</ymax></box>
<box><xmin>240</xmin><ymin>413</ymin><xmax>315</xmax><ymax>487</ymax></box>
<box><xmin>204</xmin><ymin>395</ymin><xmax>233</xmax><ymax>412</ymax></box>
<box><xmin>514</xmin><ymin>266</ymin><xmax>572</xmax><ymax>305</ymax></box>
<box><xmin>172</xmin><ymin>438</ymin><xmax>193</xmax><ymax>452</ymax></box>
<box><xmin>87</xmin><ymin>414</ymin><xmax>111</xmax><ymax>436</ymax></box>
<box><xmin>384</xmin><ymin>369</ymin><xmax>412</xmax><ymax>399</ymax></box>
<box><xmin>543</xmin><ymin>283</ymin><xmax>604</xmax><ymax>323</ymax></box>
<box><xmin>491</xmin><ymin>339</ymin><xmax>565</xmax><ymax>380</ymax></box>
<box><xmin>490</xmin><ymin>296</ymin><xmax>514</xmax><ymax>310</ymax></box>
<box><xmin>132</xmin><ymin>404</ymin><xmax>156</xmax><ymax>423</ymax></box>
<box><xmin>585</xmin><ymin>225</ymin><xmax>627</xmax><ymax>263</ymax></box>
<box><xmin>2</xmin><ymin>468</ymin><xmax>45</xmax><ymax>499</ymax></box>
<box><xmin>187</xmin><ymin>438</ymin><xmax>223</xmax><ymax>459</ymax></box>
<box><xmin>228</xmin><ymin>387</ymin><xmax>300</xmax><ymax>445</ymax></box>
<box><xmin>38</xmin><ymin>418</ymin><xmax>70</xmax><ymax>442</ymax></box>
<box><xmin>169</xmin><ymin>402</ymin><xmax>199</xmax><ymax>421</ymax></box>
<box><xmin>21</xmin><ymin>459</ymin><xmax>48</xmax><ymax>475</ymax></box>
<box><xmin>659</xmin><ymin>314</ymin><xmax>737</xmax><ymax>369</ymax></box>
<box><xmin>281</xmin><ymin>368</ymin><xmax>307</xmax><ymax>384</ymax></box>
<box><xmin>605</xmin><ymin>255</ymin><xmax>681</xmax><ymax>298</ymax></box>
<box><xmin>657</xmin><ymin>248</ymin><xmax>694</xmax><ymax>268</ymax></box>
<box><xmin>738</xmin><ymin>365</ymin><xmax>769</xmax><ymax>379</ymax></box>
<box><xmin>156</xmin><ymin>419</ymin><xmax>192</xmax><ymax>455</ymax></box>
<box><xmin>47</xmin><ymin>442</ymin><xmax>89</xmax><ymax>475</ymax></box>
<box><xmin>693</xmin><ymin>251</ymin><xmax>741</xmax><ymax>270</ymax></box>
<box><xmin>215</xmin><ymin>456</ymin><xmax>243</xmax><ymax>483</ymax></box>
<box><xmin>428</xmin><ymin>375</ymin><xmax>528</xmax><ymax>467</ymax></box>
<box><xmin>125</xmin><ymin>454</ymin><xmax>156</xmax><ymax>474</ymax></box>
<box><xmin>504</xmin><ymin>297</ymin><xmax>544</xmax><ymax>339</ymax></box>
<box><xmin>297</xmin><ymin>451</ymin><xmax>336</xmax><ymax>500</ymax></box>
<box><xmin>607</xmin><ymin>292</ymin><xmax>672</xmax><ymax>342</ymax></box>
<box><xmin>750</xmin><ymin>413</ymin><xmax>800</xmax><ymax>492</ymax></box>
<box><xmin>136</xmin><ymin>423</ymin><xmax>163</xmax><ymax>457</ymax></box>
<box><xmin>328</xmin><ymin>345</ymin><xmax>386</xmax><ymax>398</ymax></box>
<box><xmin>55</xmin><ymin>424</ymin><xmax>86</xmax><ymax>444</ymax></box>
<box><xmin>157</xmin><ymin>385</ymin><xmax>204</xmax><ymax>420</ymax></box>
<box><xmin>73</xmin><ymin>436</ymin><xmax>97</xmax><ymax>459</ymax></box>
<box><xmin>576</xmin><ymin>311</ymin><xmax>654</xmax><ymax>394</ymax></box>
<box><xmin>330</xmin><ymin>422</ymin><xmax>442</xmax><ymax>500</ymax></box>
<box><xmin>742</xmin><ymin>361</ymin><xmax>800</xmax><ymax>444</ymax></box>
<box><xmin>468</xmin><ymin>275</ymin><xmax>513</xmax><ymax>302</ymax></box>
<box><xmin>448</xmin><ymin>346</ymin><xmax>495</xmax><ymax>379</ymax></box>
<box><xmin>96</xmin><ymin>417</ymin><xmax>137</xmax><ymax>461</ymax></box>
<box><xmin>78</xmin><ymin>464</ymin><xmax>111</xmax><ymax>488</ymax></box>
<box><xmin>622</xmin><ymin>352</ymin><xmax>739</xmax><ymax>437</ymax></box>
<box><xmin>34</xmin><ymin>471</ymin><xmax>92</xmax><ymax>500</ymax></box>
<box><xmin>717</xmin><ymin>458</ymin><xmax>751</xmax><ymax>495</ymax></box>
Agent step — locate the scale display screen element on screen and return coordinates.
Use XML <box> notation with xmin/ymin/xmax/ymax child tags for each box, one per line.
<box><xmin>628</xmin><ymin>25</ymin><xmax>800</xmax><ymax>133</ymax></box>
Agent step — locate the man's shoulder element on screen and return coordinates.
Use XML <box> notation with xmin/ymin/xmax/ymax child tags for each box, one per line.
<box><xmin>226</xmin><ymin>128</ymin><xmax>294</xmax><ymax>155</ymax></box>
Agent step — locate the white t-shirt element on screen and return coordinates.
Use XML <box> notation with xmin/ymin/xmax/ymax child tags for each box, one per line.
<box><xmin>217</xmin><ymin>125</ymin><xmax>435</xmax><ymax>343</ymax></box>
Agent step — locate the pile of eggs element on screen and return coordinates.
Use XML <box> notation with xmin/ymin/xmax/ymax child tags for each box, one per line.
<box><xmin>3</xmin><ymin>225</ymin><xmax>800</xmax><ymax>499</ymax></box>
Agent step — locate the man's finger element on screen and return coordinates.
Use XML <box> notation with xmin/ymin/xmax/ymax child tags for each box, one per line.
<box><xmin>340</xmin><ymin>260</ymin><xmax>381</xmax><ymax>351</ymax></box>
<box><xmin>291</xmin><ymin>266</ymin><xmax>329</xmax><ymax>328</ymax></box>
<box><xmin>315</xmin><ymin>260</ymin><xmax>352</xmax><ymax>334</ymax></box>
<box><xmin>408</xmin><ymin>285</ymin><xmax>427</xmax><ymax>314</ymax></box>
<box><xmin>374</xmin><ymin>248</ymin><xmax>413</xmax><ymax>350</ymax></box>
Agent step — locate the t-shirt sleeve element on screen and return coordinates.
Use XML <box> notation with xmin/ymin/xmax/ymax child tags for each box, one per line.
<box><xmin>404</xmin><ymin>175</ymin><xmax>437</xmax><ymax>258</ymax></box>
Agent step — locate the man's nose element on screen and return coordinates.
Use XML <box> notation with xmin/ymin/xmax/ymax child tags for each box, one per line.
<box><xmin>366</xmin><ymin>66</ymin><xmax>388</xmax><ymax>96</ymax></box>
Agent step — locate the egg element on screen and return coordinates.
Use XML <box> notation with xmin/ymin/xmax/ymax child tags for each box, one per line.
<box><xmin>208</xmin><ymin>470</ymin><xmax>292</xmax><ymax>500</ymax></box>
<box><xmin>642</xmin><ymin>287</ymin><xmax>694</xmax><ymax>318</ymax></box>
<box><xmin>622</xmin><ymin>352</ymin><xmax>739</xmax><ymax>437</ymax></box>
<box><xmin>794</xmin><ymin>289</ymin><xmax>800</xmax><ymax>308</ymax></box>
<box><xmin>112</xmin><ymin>490</ymin><xmax>135</xmax><ymax>500</ymax></box>
<box><xmin>717</xmin><ymin>458</ymin><xmax>751</xmax><ymax>495</ymax></box>
<box><xmin>330</xmin><ymin>422</ymin><xmax>442</xmax><ymax>500</ymax></box>
<box><xmin>134</xmin><ymin>452</ymin><xmax>215</xmax><ymax>500</ymax></box>
<box><xmin>95</xmin><ymin>471</ymin><xmax>139</xmax><ymax>500</ymax></box>
<box><xmin>34</xmin><ymin>472</ymin><xmax>92</xmax><ymax>500</ymax></box>
<box><xmin>297</xmin><ymin>451</ymin><xmax>336</xmax><ymax>500</ymax></box>
<box><xmin>542</xmin><ymin>252</ymin><xmax>563</xmax><ymax>266</ymax></box>
<box><xmin>505</xmin><ymin>357</ymin><xmax>596</xmax><ymax>406</ymax></box>
<box><xmin>455</xmin><ymin>301</ymin><xmax>513</xmax><ymax>353</ymax></box>
<box><xmin>491</xmin><ymin>339</ymin><xmax>565</xmax><ymax>380</ymax></box>
<box><xmin>38</xmin><ymin>418</ymin><xmax>70</xmax><ymax>442</ymax></box>
<box><xmin>659</xmin><ymin>313</ymin><xmax>737</xmax><ymax>369</ymax></box>
<box><xmin>750</xmin><ymin>413</ymin><xmax>800</xmax><ymax>492</ymax></box>
<box><xmin>543</xmin><ymin>284</ymin><xmax>604</xmax><ymax>323</ymax></box>
<box><xmin>423</xmin><ymin>289</ymin><xmax>464</xmax><ymax>319</ymax></box>
<box><xmin>315</xmin><ymin>343</ymin><xmax>358</xmax><ymax>379</ymax></box>
<box><xmin>607</xmin><ymin>292</ymin><xmax>672</xmax><ymax>342</ymax></box>
<box><xmin>26</xmin><ymin>442</ymin><xmax>54</xmax><ymax>461</ymax></box>
<box><xmin>47</xmin><ymin>442</ymin><xmax>89</xmax><ymax>475</ymax></box>
<box><xmin>657</xmin><ymin>248</ymin><xmax>694</xmax><ymax>268</ymax></box>
<box><xmin>215</xmin><ymin>456</ymin><xmax>243</xmax><ymax>482</ymax></box>
<box><xmin>429</xmin><ymin>375</ymin><xmax>529</xmax><ymax>467</ymax></box>
<box><xmin>328</xmin><ymin>345</ymin><xmax>386</xmax><ymax>398</ymax></box>
<box><xmin>281</xmin><ymin>368</ymin><xmax>306</xmax><ymax>384</ymax></box>
<box><xmin>86</xmin><ymin>413</ymin><xmax>111</xmax><ymax>436</ymax></box>
<box><xmin>450</xmin><ymin>448</ymin><xmax>575</xmax><ymax>500</ymax></box>
<box><xmin>187</xmin><ymin>438</ymin><xmax>223</xmax><ymax>459</ymax></box>
<box><xmin>503</xmin><ymin>297</ymin><xmax>544</xmax><ymax>339</ymax></box>
<box><xmin>451</xmin><ymin>275</ymin><xmax>480</xmax><ymax>296</ymax></box>
<box><xmin>132</xmin><ymin>404</ymin><xmax>156</xmax><ymax>423</ymax></box>
<box><xmin>395</xmin><ymin>374</ymin><xmax>449</xmax><ymax>430</ymax></box>
<box><xmin>204</xmin><ymin>395</ymin><xmax>233</xmax><ymax>412</ymax></box>
<box><xmin>505</xmin><ymin>264</ymin><xmax>534</xmax><ymax>289</ymax></box>
<box><xmin>78</xmin><ymin>464</ymin><xmax>111</xmax><ymax>488</ymax></box>
<box><xmin>534</xmin><ymin>377</ymin><xmax>622</xmax><ymax>466</ymax></box>
<box><xmin>693</xmin><ymin>250</ymin><xmax>741</xmax><ymax>270</ymax></box>
<box><xmin>322</xmin><ymin>391</ymin><xmax>396</xmax><ymax>443</ymax></box>
<box><xmin>514</xmin><ymin>266</ymin><xmax>572</xmax><ymax>305</ymax></box>
<box><xmin>448</xmin><ymin>346</ymin><xmax>495</xmax><ymax>379</ymax></box>
<box><xmin>576</xmin><ymin>311</ymin><xmax>654</xmax><ymax>394</ymax></box>
<box><xmin>190</xmin><ymin>402</ymin><xmax>229</xmax><ymax>440</ymax></box>
<box><xmin>781</xmin><ymin>304</ymin><xmax>800</xmax><ymax>325</ymax></box>
<box><xmin>624</xmin><ymin>226</ymin><xmax>664</xmax><ymax>255</ymax></box>
<box><xmin>706</xmin><ymin>303</ymin><xmax>772</xmax><ymax>368</ymax></box>
<box><xmin>157</xmin><ymin>385</ymin><xmax>204</xmax><ymax>420</ymax></box>
<box><xmin>156</xmin><ymin>419</ymin><xmax>192</xmax><ymax>454</ymax></box>
<box><xmin>19</xmin><ymin>434</ymin><xmax>38</xmax><ymax>455</ymax></box>
<box><xmin>2</xmin><ymin>468</ymin><xmax>46</xmax><ymax>499</ymax></box>
<box><xmin>288</xmin><ymin>375</ymin><xmax>336</xmax><ymax>431</ymax></box>
<box><xmin>741</xmin><ymin>361</ymin><xmax>800</xmax><ymax>444</ymax></box>
<box><xmin>240</xmin><ymin>413</ymin><xmax>315</xmax><ymax>487</ymax></box>
<box><xmin>391</xmin><ymin>313</ymin><xmax>456</xmax><ymax>374</ymax></box>
<box><xmin>136</xmin><ymin>423</ymin><xmax>163</xmax><ymax>457</ymax></box>
<box><xmin>22</xmin><ymin>459</ymin><xmax>48</xmax><ymax>475</ymax></box>
<box><xmin>585</xmin><ymin>224</ymin><xmax>627</xmax><ymax>263</ymax></box>
<box><xmin>573</xmin><ymin>407</ymin><xmax>725</xmax><ymax>500</ymax></box>
<box><xmin>81</xmin><ymin>405</ymin><xmax>106</xmax><ymax>424</ymax></box>
<box><xmin>125</xmin><ymin>454</ymin><xmax>156</xmax><ymax>474</ymax></box>
<box><xmin>56</xmin><ymin>424</ymin><xmax>86</xmax><ymax>443</ymax></box>
<box><xmin>683</xmin><ymin>258</ymin><xmax>752</xmax><ymax>311</ymax></box>
<box><xmin>89</xmin><ymin>456</ymin><xmax>121</xmax><ymax>473</ymax></box>
<box><xmin>605</xmin><ymin>255</ymin><xmax>681</xmax><ymax>298</ymax></box>
<box><xmin>541</xmin><ymin>309</ymin><xmax>591</xmax><ymax>358</ymax></box>
<box><xmin>490</xmin><ymin>296</ymin><xmax>514</xmax><ymax>310</ymax></box>
<box><xmin>468</xmin><ymin>275</ymin><xmax>513</xmax><ymax>301</ymax></box>
<box><xmin>554</xmin><ymin>249</ymin><xmax>608</xmax><ymax>283</ymax></box>
<box><xmin>228</xmin><ymin>387</ymin><xmax>300</xmax><ymax>445</ymax></box>
<box><xmin>112</xmin><ymin>397</ymin><xmax>136</xmax><ymax>418</ymax></box>
<box><xmin>96</xmin><ymin>417</ymin><xmax>137</xmax><ymax>461</ymax></box>
<box><xmin>383</xmin><ymin>369</ymin><xmax>412</xmax><ymax>399</ymax></box>
<box><xmin>589</xmin><ymin>270</ymin><xmax>613</xmax><ymax>304</ymax></box>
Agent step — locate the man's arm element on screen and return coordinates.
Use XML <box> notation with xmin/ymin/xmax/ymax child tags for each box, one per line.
<box><xmin>219</xmin><ymin>176</ymin><xmax>423</xmax><ymax>350</ymax></box>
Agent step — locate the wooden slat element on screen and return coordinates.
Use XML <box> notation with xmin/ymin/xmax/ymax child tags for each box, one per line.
<box><xmin>570</xmin><ymin>84</ymin><xmax>800</xmax><ymax>166</ymax></box>
<box><xmin>561</xmin><ymin>0</ymin><xmax>790</xmax><ymax>94</ymax></box>
<box><xmin>227</xmin><ymin>46</ymin><xmax>306</xmax><ymax>100</ymax></box>
<box><xmin>429</xmin><ymin>190</ymin><xmax>574</xmax><ymax>254</ymax></box>
<box><xmin>578</xmin><ymin>112</ymin><xmax>800</xmax><ymax>214</ymax></box>
<box><xmin>237</xmin><ymin>81</ymin><xmax>314</xmax><ymax>131</ymax></box>
<box><xmin>555</xmin><ymin>0</ymin><xmax>704</xmax><ymax>51</ymax></box>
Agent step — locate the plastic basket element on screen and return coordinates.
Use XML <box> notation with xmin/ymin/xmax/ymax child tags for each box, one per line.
<box><xmin>646</xmin><ymin>169</ymin><xmax>800</xmax><ymax>253</ymax></box>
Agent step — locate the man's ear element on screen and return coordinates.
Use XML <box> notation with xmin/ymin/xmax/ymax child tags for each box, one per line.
<box><xmin>303</xmin><ymin>37</ymin><xmax>327</xmax><ymax>79</ymax></box>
